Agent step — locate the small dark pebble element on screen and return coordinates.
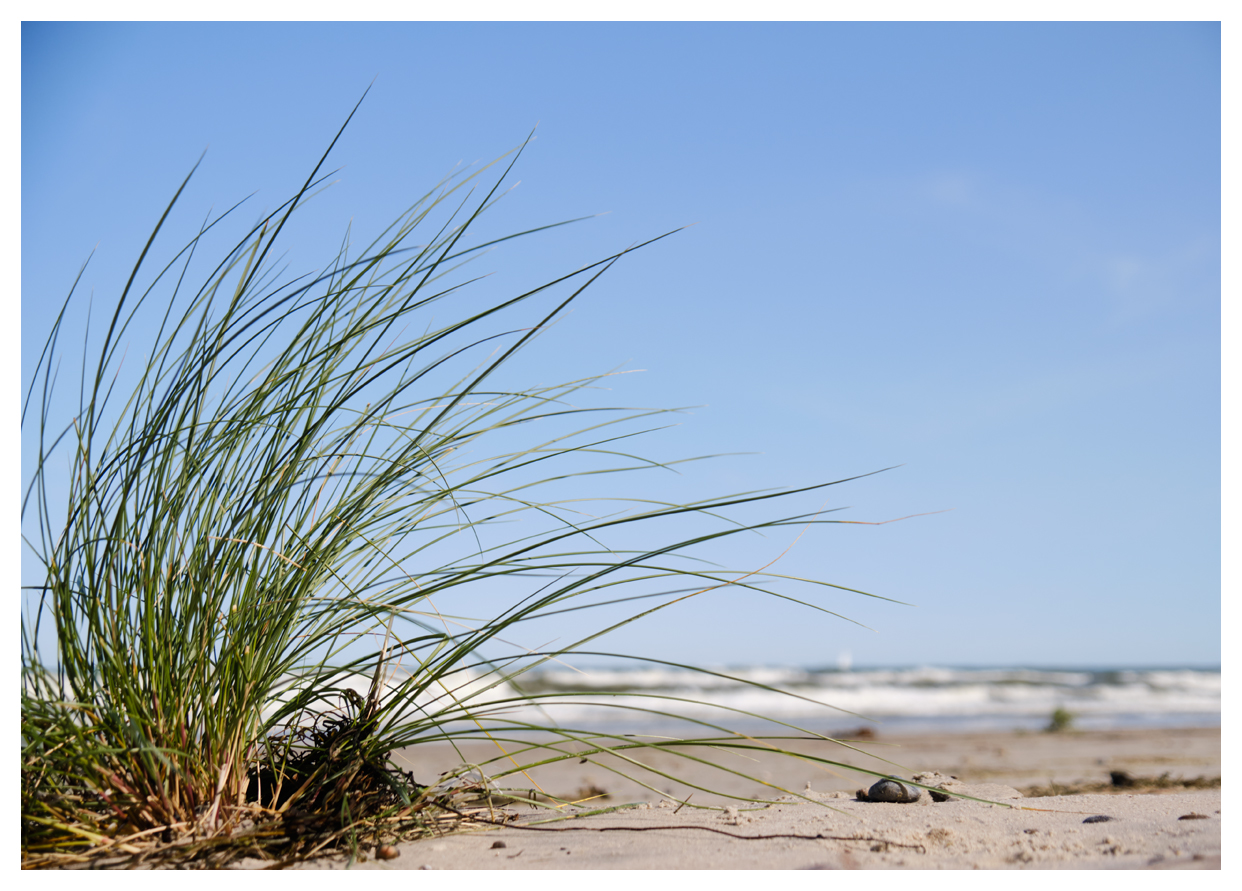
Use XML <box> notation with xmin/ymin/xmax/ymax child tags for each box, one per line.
<box><xmin>1083</xmin><ymin>815</ymin><xmax>1114</xmax><ymax>823</ymax></box>
<box><xmin>867</xmin><ymin>778</ymin><xmax>921</xmax><ymax>803</ymax></box>
<box><xmin>491</xmin><ymin>840</ymin><xmax>508</xmax><ymax>848</ymax></box>
<box><xmin>1178</xmin><ymin>813</ymin><xmax>1209</xmax><ymax>820</ymax></box>
<box><xmin>929</xmin><ymin>788</ymin><xmax>952</xmax><ymax>803</ymax></box>
<box><xmin>376</xmin><ymin>845</ymin><xmax>399</xmax><ymax>861</ymax></box>
<box><xmin>1109</xmin><ymin>770</ymin><xmax>1135</xmax><ymax>787</ymax></box>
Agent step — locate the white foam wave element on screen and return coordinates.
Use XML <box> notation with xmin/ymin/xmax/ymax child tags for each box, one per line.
<box><xmin>502</xmin><ymin>665</ymin><xmax>1220</xmax><ymax>730</ymax></box>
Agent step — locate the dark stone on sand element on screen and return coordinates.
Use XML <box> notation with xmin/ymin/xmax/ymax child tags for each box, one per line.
<box><xmin>917</xmin><ymin>774</ymin><xmax>1024</xmax><ymax>803</ymax></box>
<box><xmin>1083</xmin><ymin>815</ymin><xmax>1114</xmax><ymax>823</ymax></box>
<box><xmin>911</xmin><ymin>772</ymin><xmax>955</xmax><ymax>802</ymax></box>
<box><xmin>1110</xmin><ymin>770</ymin><xmax>1135</xmax><ymax>787</ymax></box>
<box><xmin>1178</xmin><ymin>813</ymin><xmax>1209</xmax><ymax>820</ymax></box>
<box><xmin>867</xmin><ymin>778</ymin><xmax>921</xmax><ymax>803</ymax></box>
<box><xmin>491</xmin><ymin>840</ymin><xmax>508</xmax><ymax>848</ymax></box>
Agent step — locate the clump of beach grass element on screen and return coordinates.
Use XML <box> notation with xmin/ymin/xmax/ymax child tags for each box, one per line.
<box><xmin>1045</xmin><ymin>707</ymin><xmax>1076</xmax><ymax>733</ymax></box>
<box><xmin>21</xmin><ymin>98</ymin><xmax>904</xmax><ymax>868</ymax></box>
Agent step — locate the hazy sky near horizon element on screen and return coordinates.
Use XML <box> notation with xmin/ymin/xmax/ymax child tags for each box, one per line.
<box><xmin>21</xmin><ymin>22</ymin><xmax>1220</xmax><ymax>669</ymax></box>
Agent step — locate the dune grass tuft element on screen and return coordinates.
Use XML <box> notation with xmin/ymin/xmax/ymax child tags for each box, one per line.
<box><xmin>21</xmin><ymin>101</ymin><xmax>899</xmax><ymax>868</ymax></box>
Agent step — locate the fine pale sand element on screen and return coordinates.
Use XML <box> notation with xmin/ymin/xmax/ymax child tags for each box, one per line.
<box><xmin>260</xmin><ymin>726</ymin><xmax>1222</xmax><ymax>870</ymax></box>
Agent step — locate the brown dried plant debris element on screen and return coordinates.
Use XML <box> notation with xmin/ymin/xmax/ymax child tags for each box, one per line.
<box><xmin>1019</xmin><ymin>772</ymin><xmax>1221</xmax><ymax>798</ymax></box>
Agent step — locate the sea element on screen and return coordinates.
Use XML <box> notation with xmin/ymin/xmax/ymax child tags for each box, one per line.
<box><xmin>315</xmin><ymin>663</ymin><xmax>1221</xmax><ymax>738</ymax></box>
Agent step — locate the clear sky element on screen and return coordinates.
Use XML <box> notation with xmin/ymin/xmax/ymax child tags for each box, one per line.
<box><xmin>21</xmin><ymin>21</ymin><xmax>1220</xmax><ymax>669</ymax></box>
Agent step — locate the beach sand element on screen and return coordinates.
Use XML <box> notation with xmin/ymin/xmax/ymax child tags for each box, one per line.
<box><xmin>250</xmin><ymin>725</ymin><xmax>1220</xmax><ymax>870</ymax></box>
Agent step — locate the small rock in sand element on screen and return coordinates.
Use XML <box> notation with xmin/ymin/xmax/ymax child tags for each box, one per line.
<box><xmin>918</xmin><ymin>774</ymin><xmax>1024</xmax><ymax>803</ymax></box>
<box><xmin>914</xmin><ymin>772</ymin><xmax>957</xmax><ymax>802</ymax></box>
<box><xmin>867</xmin><ymin>778</ymin><xmax>922</xmax><ymax>803</ymax></box>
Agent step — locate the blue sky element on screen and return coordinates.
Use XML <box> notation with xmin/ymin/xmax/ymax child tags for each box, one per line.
<box><xmin>21</xmin><ymin>22</ymin><xmax>1220</xmax><ymax>669</ymax></box>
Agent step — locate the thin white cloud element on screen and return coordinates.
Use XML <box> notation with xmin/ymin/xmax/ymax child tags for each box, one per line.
<box><xmin>867</xmin><ymin>171</ymin><xmax>1218</xmax><ymax>326</ymax></box>
<box><xmin>1098</xmin><ymin>237</ymin><xmax>1219</xmax><ymax>323</ymax></box>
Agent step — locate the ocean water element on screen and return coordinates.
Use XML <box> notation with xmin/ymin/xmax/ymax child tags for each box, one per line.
<box><xmin>500</xmin><ymin>665</ymin><xmax>1222</xmax><ymax>735</ymax></box>
<box><xmin>306</xmin><ymin>663</ymin><xmax>1221</xmax><ymax>737</ymax></box>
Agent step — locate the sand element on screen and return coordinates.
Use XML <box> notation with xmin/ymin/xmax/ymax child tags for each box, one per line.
<box><xmin>244</xmin><ymin>726</ymin><xmax>1221</xmax><ymax>870</ymax></box>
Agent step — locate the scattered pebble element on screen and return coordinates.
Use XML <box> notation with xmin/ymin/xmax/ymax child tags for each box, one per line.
<box><xmin>922</xmin><ymin>776</ymin><xmax>1024</xmax><ymax>803</ymax></box>
<box><xmin>1178</xmin><ymin>813</ymin><xmax>1209</xmax><ymax>820</ymax></box>
<box><xmin>867</xmin><ymin>778</ymin><xmax>922</xmax><ymax>803</ymax></box>
<box><xmin>375</xmin><ymin>845</ymin><xmax>399</xmax><ymax>860</ymax></box>
<box><xmin>1083</xmin><ymin>815</ymin><xmax>1114</xmax><ymax>823</ymax></box>
<box><xmin>914</xmin><ymin>772</ymin><xmax>952</xmax><ymax>802</ymax></box>
<box><xmin>491</xmin><ymin>840</ymin><xmax>508</xmax><ymax>848</ymax></box>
